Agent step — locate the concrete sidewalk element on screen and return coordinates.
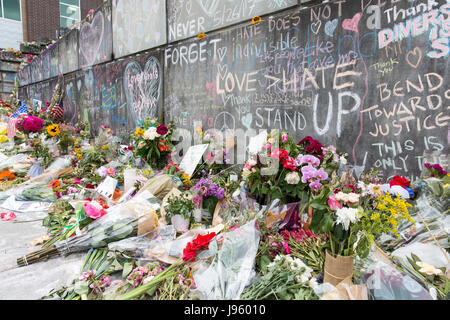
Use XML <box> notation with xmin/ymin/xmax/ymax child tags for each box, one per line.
<box><xmin>0</xmin><ymin>203</ymin><xmax>83</xmax><ymax>299</ymax></box>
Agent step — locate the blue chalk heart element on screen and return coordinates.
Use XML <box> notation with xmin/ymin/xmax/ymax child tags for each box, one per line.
<box><xmin>325</xmin><ymin>19</ymin><xmax>338</xmax><ymax>37</ymax></box>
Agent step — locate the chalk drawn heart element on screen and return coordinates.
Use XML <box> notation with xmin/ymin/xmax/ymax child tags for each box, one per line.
<box><xmin>80</xmin><ymin>11</ymin><xmax>104</xmax><ymax>66</ymax></box>
<box><xmin>186</xmin><ymin>0</ymin><xmax>192</xmax><ymax>15</ymax></box>
<box><xmin>325</xmin><ymin>19</ymin><xmax>338</xmax><ymax>37</ymax></box>
<box><xmin>241</xmin><ymin>113</ymin><xmax>252</xmax><ymax>130</ymax></box>
<box><xmin>342</xmin><ymin>12</ymin><xmax>362</xmax><ymax>32</ymax></box>
<box><xmin>311</xmin><ymin>20</ymin><xmax>322</xmax><ymax>34</ymax></box>
<box><xmin>196</xmin><ymin>0</ymin><xmax>220</xmax><ymax>17</ymax></box>
<box><xmin>217</xmin><ymin>46</ymin><xmax>227</xmax><ymax>62</ymax></box>
<box><xmin>406</xmin><ymin>47</ymin><xmax>422</xmax><ymax>69</ymax></box>
<box><xmin>123</xmin><ymin>57</ymin><xmax>162</xmax><ymax>126</ymax></box>
<box><xmin>217</xmin><ymin>64</ymin><xmax>228</xmax><ymax>80</ymax></box>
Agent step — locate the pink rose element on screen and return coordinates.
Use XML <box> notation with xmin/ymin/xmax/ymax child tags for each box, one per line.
<box><xmin>84</xmin><ymin>202</ymin><xmax>107</xmax><ymax>219</ymax></box>
<box><xmin>281</xmin><ymin>134</ymin><xmax>288</xmax><ymax>143</ymax></box>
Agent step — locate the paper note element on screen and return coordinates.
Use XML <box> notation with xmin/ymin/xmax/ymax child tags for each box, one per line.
<box><xmin>248</xmin><ymin>131</ymin><xmax>267</xmax><ymax>155</ymax></box>
<box><xmin>179</xmin><ymin>144</ymin><xmax>209</xmax><ymax>177</ymax></box>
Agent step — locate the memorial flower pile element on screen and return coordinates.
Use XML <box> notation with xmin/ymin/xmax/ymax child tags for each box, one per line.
<box><xmin>1</xmin><ymin>93</ymin><xmax>448</xmax><ymax>301</ymax></box>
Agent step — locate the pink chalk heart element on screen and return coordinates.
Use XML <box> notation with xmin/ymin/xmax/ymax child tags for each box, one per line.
<box><xmin>342</xmin><ymin>13</ymin><xmax>362</xmax><ymax>32</ymax></box>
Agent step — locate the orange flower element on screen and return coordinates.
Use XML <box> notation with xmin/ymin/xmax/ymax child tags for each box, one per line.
<box><xmin>0</xmin><ymin>169</ymin><xmax>15</xmax><ymax>181</ymax></box>
<box><xmin>158</xmin><ymin>141</ymin><xmax>170</xmax><ymax>152</ymax></box>
<box><xmin>198</xmin><ymin>33</ymin><xmax>206</xmax><ymax>40</ymax></box>
<box><xmin>48</xmin><ymin>179</ymin><xmax>61</xmax><ymax>189</ymax></box>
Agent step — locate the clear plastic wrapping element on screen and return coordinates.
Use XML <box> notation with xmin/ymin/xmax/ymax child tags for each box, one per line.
<box><xmin>17</xmin><ymin>197</ymin><xmax>159</xmax><ymax>267</ymax></box>
<box><xmin>191</xmin><ymin>220</ymin><xmax>260</xmax><ymax>300</ymax></box>
<box><xmin>392</xmin><ymin>242</ymin><xmax>450</xmax><ymax>272</ymax></box>
<box><xmin>354</xmin><ymin>254</ymin><xmax>433</xmax><ymax>300</ymax></box>
<box><xmin>0</xmin><ymin>181</ymin><xmax>56</xmax><ymax>202</ymax></box>
<box><xmin>108</xmin><ymin>225</ymin><xmax>177</xmax><ymax>259</ymax></box>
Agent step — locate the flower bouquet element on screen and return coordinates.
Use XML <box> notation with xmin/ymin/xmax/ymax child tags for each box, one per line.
<box><xmin>192</xmin><ymin>177</ymin><xmax>225</xmax><ymax>216</ymax></box>
<box><xmin>29</xmin><ymin>137</ymin><xmax>52</xmax><ymax>168</ymax></box>
<box><xmin>243</xmin><ymin>131</ymin><xmax>334</xmax><ymax>205</ymax></box>
<box><xmin>165</xmin><ymin>192</ymin><xmax>195</xmax><ymax>232</ymax></box>
<box><xmin>17</xmin><ymin>115</ymin><xmax>44</xmax><ymax>134</ymax></box>
<box><xmin>132</xmin><ymin>118</ymin><xmax>175</xmax><ymax>170</ymax></box>
<box><xmin>241</xmin><ymin>254</ymin><xmax>318</xmax><ymax>300</ymax></box>
<box><xmin>309</xmin><ymin>178</ymin><xmax>415</xmax><ymax>285</ymax></box>
<box><xmin>17</xmin><ymin>198</ymin><xmax>158</xmax><ymax>267</ymax></box>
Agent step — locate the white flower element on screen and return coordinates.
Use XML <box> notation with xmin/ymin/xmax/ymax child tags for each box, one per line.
<box><xmin>242</xmin><ymin>168</ymin><xmax>251</xmax><ymax>180</ymax></box>
<box><xmin>309</xmin><ymin>277</ymin><xmax>319</xmax><ymax>290</ymax></box>
<box><xmin>143</xmin><ymin>127</ymin><xmax>160</xmax><ymax>140</ymax></box>
<box><xmin>416</xmin><ymin>262</ymin><xmax>443</xmax><ymax>276</ymax></box>
<box><xmin>347</xmin><ymin>193</ymin><xmax>360</xmax><ymax>203</ymax></box>
<box><xmin>285</xmin><ymin>171</ymin><xmax>300</xmax><ymax>184</ymax></box>
<box><xmin>335</xmin><ymin>207</ymin><xmax>360</xmax><ymax>231</ymax></box>
<box><xmin>339</xmin><ymin>156</ymin><xmax>347</xmax><ymax>165</ymax></box>
<box><xmin>334</xmin><ymin>191</ymin><xmax>349</xmax><ymax>202</ymax></box>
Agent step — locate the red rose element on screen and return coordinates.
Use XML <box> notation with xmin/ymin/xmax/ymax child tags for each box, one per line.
<box><xmin>389</xmin><ymin>175</ymin><xmax>410</xmax><ymax>188</ymax></box>
<box><xmin>156</xmin><ymin>125</ymin><xmax>168</xmax><ymax>135</ymax></box>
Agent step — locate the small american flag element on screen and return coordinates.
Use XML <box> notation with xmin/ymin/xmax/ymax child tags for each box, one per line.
<box><xmin>11</xmin><ymin>101</ymin><xmax>27</xmax><ymax>118</ymax></box>
<box><xmin>7</xmin><ymin>101</ymin><xmax>27</xmax><ymax>138</ymax></box>
<box><xmin>50</xmin><ymin>100</ymin><xmax>64</xmax><ymax>122</ymax></box>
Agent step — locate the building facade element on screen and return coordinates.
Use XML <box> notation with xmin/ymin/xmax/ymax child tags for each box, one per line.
<box><xmin>0</xmin><ymin>0</ymin><xmax>23</xmax><ymax>50</ymax></box>
<box><xmin>0</xmin><ymin>0</ymin><xmax>103</xmax><ymax>50</ymax></box>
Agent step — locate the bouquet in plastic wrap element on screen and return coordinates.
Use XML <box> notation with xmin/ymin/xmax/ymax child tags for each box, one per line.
<box><xmin>17</xmin><ymin>197</ymin><xmax>159</xmax><ymax>267</ymax></box>
<box><xmin>0</xmin><ymin>181</ymin><xmax>57</xmax><ymax>202</ymax></box>
<box><xmin>191</xmin><ymin>220</ymin><xmax>260</xmax><ymax>300</ymax></box>
<box><xmin>354</xmin><ymin>253</ymin><xmax>433</xmax><ymax>300</ymax></box>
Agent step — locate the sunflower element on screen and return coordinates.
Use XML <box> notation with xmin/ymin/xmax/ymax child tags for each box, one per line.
<box><xmin>46</xmin><ymin>124</ymin><xmax>60</xmax><ymax>136</ymax></box>
<box><xmin>135</xmin><ymin>127</ymin><xmax>145</xmax><ymax>137</ymax></box>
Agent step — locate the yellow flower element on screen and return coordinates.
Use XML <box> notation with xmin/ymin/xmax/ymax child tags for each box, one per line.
<box><xmin>76</xmin><ymin>153</ymin><xmax>82</xmax><ymax>160</ymax></box>
<box><xmin>46</xmin><ymin>124</ymin><xmax>60</xmax><ymax>136</ymax></box>
<box><xmin>135</xmin><ymin>127</ymin><xmax>145</xmax><ymax>137</ymax></box>
<box><xmin>370</xmin><ymin>213</ymin><xmax>380</xmax><ymax>221</ymax></box>
<box><xmin>74</xmin><ymin>147</ymin><xmax>81</xmax><ymax>153</ymax></box>
<box><xmin>182</xmin><ymin>173</ymin><xmax>191</xmax><ymax>186</ymax></box>
<box><xmin>101</xmin><ymin>145</ymin><xmax>108</xmax><ymax>150</ymax></box>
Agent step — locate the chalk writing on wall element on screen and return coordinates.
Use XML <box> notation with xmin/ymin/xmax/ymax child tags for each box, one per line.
<box><xmin>112</xmin><ymin>0</ymin><xmax>167</xmax><ymax>58</ymax></box>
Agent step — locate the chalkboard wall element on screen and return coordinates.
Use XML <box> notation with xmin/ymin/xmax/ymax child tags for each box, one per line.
<box><xmin>17</xmin><ymin>0</ymin><xmax>450</xmax><ymax>180</ymax></box>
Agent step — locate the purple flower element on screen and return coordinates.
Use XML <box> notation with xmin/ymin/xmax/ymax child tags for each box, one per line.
<box><xmin>302</xmin><ymin>155</ymin><xmax>321</xmax><ymax>167</ymax></box>
<box><xmin>309</xmin><ymin>180</ymin><xmax>321</xmax><ymax>191</ymax></box>
<box><xmin>101</xmin><ymin>275</ymin><xmax>112</xmax><ymax>287</ymax></box>
<box><xmin>301</xmin><ymin>165</ymin><xmax>317</xmax><ymax>183</ymax></box>
<box><xmin>79</xmin><ymin>270</ymin><xmax>96</xmax><ymax>281</ymax></box>
<box><xmin>315</xmin><ymin>168</ymin><xmax>328</xmax><ymax>180</ymax></box>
